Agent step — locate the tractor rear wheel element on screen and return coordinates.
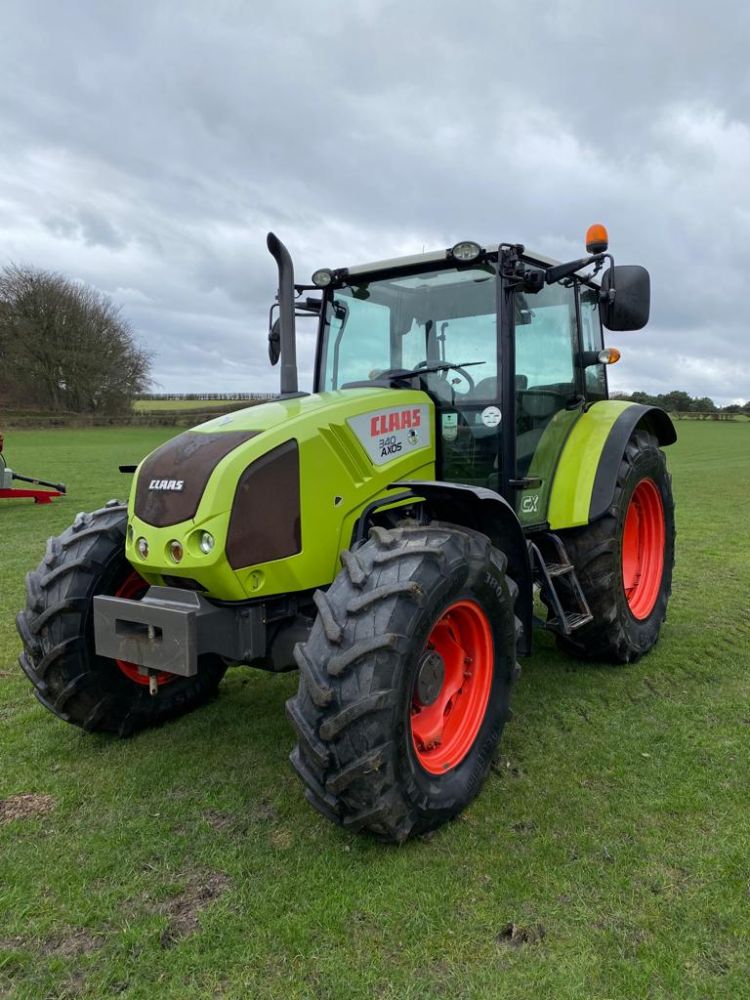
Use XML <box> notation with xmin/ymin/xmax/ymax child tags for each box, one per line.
<box><xmin>16</xmin><ymin>502</ymin><xmax>226</xmax><ymax>736</ymax></box>
<box><xmin>551</xmin><ymin>428</ymin><xmax>675</xmax><ymax>663</ymax></box>
<box><xmin>285</xmin><ymin>523</ymin><xmax>521</xmax><ymax>842</ymax></box>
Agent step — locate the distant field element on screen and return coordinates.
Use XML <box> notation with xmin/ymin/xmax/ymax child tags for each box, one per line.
<box><xmin>132</xmin><ymin>399</ymin><xmax>264</xmax><ymax>412</ymax></box>
<box><xmin>1</xmin><ymin>422</ymin><xmax>749</xmax><ymax>999</ymax></box>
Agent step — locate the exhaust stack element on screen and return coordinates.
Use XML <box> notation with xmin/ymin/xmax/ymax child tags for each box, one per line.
<box><xmin>266</xmin><ymin>232</ymin><xmax>299</xmax><ymax>395</ymax></box>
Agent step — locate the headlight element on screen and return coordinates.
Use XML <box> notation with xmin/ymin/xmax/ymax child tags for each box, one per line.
<box><xmin>199</xmin><ymin>531</ymin><xmax>215</xmax><ymax>554</ymax></box>
<box><xmin>136</xmin><ymin>537</ymin><xmax>149</xmax><ymax>558</ymax></box>
<box><xmin>168</xmin><ymin>540</ymin><xmax>183</xmax><ymax>563</ymax></box>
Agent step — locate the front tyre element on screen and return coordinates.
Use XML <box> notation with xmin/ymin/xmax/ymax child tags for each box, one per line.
<box><xmin>16</xmin><ymin>502</ymin><xmax>226</xmax><ymax>737</ymax></box>
<box><xmin>286</xmin><ymin>523</ymin><xmax>521</xmax><ymax>842</ymax></box>
<box><xmin>553</xmin><ymin>429</ymin><xmax>675</xmax><ymax>663</ymax></box>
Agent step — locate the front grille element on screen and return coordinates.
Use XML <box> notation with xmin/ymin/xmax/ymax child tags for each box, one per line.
<box><xmin>134</xmin><ymin>430</ymin><xmax>259</xmax><ymax>527</ymax></box>
<box><xmin>226</xmin><ymin>440</ymin><xmax>301</xmax><ymax>569</ymax></box>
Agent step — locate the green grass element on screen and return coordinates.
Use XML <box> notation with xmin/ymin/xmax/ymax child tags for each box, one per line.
<box><xmin>1</xmin><ymin>423</ymin><xmax>749</xmax><ymax>999</ymax></box>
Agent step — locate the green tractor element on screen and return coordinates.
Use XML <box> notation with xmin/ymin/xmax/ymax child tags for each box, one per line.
<box><xmin>17</xmin><ymin>225</ymin><xmax>676</xmax><ymax>842</ymax></box>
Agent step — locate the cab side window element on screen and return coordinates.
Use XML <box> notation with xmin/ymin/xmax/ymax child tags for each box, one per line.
<box><xmin>580</xmin><ymin>288</ymin><xmax>607</xmax><ymax>402</ymax></box>
<box><xmin>514</xmin><ymin>281</ymin><xmax>578</xmax><ymax>476</ymax></box>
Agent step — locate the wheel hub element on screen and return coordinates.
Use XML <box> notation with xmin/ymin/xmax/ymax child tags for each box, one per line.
<box><xmin>621</xmin><ymin>477</ymin><xmax>665</xmax><ymax>620</ymax></box>
<box><xmin>415</xmin><ymin>649</ymin><xmax>445</xmax><ymax>706</ymax></box>
<box><xmin>410</xmin><ymin>600</ymin><xmax>494</xmax><ymax>775</ymax></box>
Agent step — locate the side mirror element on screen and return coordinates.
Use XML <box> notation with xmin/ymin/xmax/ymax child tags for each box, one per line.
<box><xmin>268</xmin><ymin>318</ymin><xmax>281</xmax><ymax>365</ymax></box>
<box><xmin>600</xmin><ymin>265</ymin><xmax>650</xmax><ymax>331</ymax></box>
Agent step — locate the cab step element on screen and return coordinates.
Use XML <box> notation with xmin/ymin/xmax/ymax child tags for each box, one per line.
<box><xmin>546</xmin><ymin>562</ymin><xmax>573</xmax><ymax>578</ymax></box>
<box><xmin>545</xmin><ymin>611</ymin><xmax>593</xmax><ymax>633</ymax></box>
<box><xmin>529</xmin><ymin>533</ymin><xmax>593</xmax><ymax>637</ymax></box>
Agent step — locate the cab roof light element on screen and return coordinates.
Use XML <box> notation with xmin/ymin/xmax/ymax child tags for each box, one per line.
<box><xmin>450</xmin><ymin>241</ymin><xmax>481</xmax><ymax>262</ymax></box>
<box><xmin>311</xmin><ymin>268</ymin><xmax>333</xmax><ymax>287</ymax></box>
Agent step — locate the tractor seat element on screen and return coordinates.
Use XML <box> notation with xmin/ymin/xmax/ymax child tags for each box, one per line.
<box><xmin>465</xmin><ymin>374</ymin><xmax>528</xmax><ymax>401</ymax></box>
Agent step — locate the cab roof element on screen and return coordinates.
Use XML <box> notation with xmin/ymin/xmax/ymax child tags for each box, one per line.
<box><xmin>345</xmin><ymin>244</ymin><xmax>559</xmax><ymax>277</ymax></box>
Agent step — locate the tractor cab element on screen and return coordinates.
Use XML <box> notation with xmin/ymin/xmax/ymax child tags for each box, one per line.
<box><xmin>293</xmin><ymin>228</ymin><xmax>650</xmax><ymax>530</ymax></box>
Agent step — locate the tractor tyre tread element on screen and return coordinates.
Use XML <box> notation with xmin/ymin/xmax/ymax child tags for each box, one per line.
<box><xmin>550</xmin><ymin>429</ymin><xmax>675</xmax><ymax>663</ymax></box>
<box><xmin>286</xmin><ymin>523</ymin><xmax>521</xmax><ymax>842</ymax></box>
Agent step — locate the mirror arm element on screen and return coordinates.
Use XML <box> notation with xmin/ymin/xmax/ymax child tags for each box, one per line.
<box><xmin>597</xmin><ymin>253</ymin><xmax>617</xmax><ymax>304</ymax></box>
<box><xmin>545</xmin><ymin>252</ymin><xmax>611</xmax><ymax>285</ymax></box>
<box><xmin>580</xmin><ymin>350</ymin><xmax>606</xmax><ymax>368</ymax></box>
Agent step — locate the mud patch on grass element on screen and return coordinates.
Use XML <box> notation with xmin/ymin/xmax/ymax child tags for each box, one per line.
<box><xmin>158</xmin><ymin>872</ymin><xmax>231</xmax><ymax>948</ymax></box>
<box><xmin>250</xmin><ymin>797</ymin><xmax>279</xmax><ymax>823</ymax></box>
<box><xmin>497</xmin><ymin>922</ymin><xmax>546</xmax><ymax>947</ymax></box>
<box><xmin>202</xmin><ymin>809</ymin><xmax>236</xmax><ymax>832</ymax></box>
<box><xmin>270</xmin><ymin>827</ymin><xmax>293</xmax><ymax>849</ymax></box>
<box><xmin>0</xmin><ymin>928</ymin><xmax>103</xmax><ymax>958</ymax></box>
<box><xmin>0</xmin><ymin>793</ymin><xmax>55</xmax><ymax>824</ymax></box>
<box><xmin>511</xmin><ymin>819</ymin><xmax>537</xmax><ymax>834</ymax></box>
<box><xmin>42</xmin><ymin>929</ymin><xmax>104</xmax><ymax>958</ymax></box>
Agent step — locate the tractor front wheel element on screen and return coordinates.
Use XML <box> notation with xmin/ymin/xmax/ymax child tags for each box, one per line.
<box><xmin>552</xmin><ymin>428</ymin><xmax>675</xmax><ymax>663</ymax></box>
<box><xmin>16</xmin><ymin>502</ymin><xmax>226</xmax><ymax>736</ymax></box>
<box><xmin>286</xmin><ymin>523</ymin><xmax>521</xmax><ymax>842</ymax></box>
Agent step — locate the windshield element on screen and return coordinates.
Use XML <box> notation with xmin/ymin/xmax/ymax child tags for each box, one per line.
<box><xmin>318</xmin><ymin>263</ymin><xmax>497</xmax><ymax>392</ymax></box>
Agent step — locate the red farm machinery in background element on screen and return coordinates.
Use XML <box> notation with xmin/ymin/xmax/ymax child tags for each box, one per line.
<box><xmin>0</xmin><ymin>433</ymin><xmax>66</xmax><ymax>504</ymax></box>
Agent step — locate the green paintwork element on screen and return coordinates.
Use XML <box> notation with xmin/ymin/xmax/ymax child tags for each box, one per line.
<box><xmin>517</xmin><ymin>404</ymin><xmax>583</xmax><ymax>529</ymax></box>
<box><xmin>126</xmin><ymin>387</ymin><xmax>654</xmax><ymax>599</ymax></box>
<box><xmin>126</xmin><ymin>389</ymin><xmax>435</xmax><ymax>601</ymax></box>
<box><xmin>545</xmin><ymin>399</ymin><xmax>636</xmax><ymax>529</ymax></box>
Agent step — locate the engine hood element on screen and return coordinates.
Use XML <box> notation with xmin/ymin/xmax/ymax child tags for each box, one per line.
<box><xmin>126</xmin><ymin>388</ymin><xmax>436</xmax><ymax>600</ymax></box>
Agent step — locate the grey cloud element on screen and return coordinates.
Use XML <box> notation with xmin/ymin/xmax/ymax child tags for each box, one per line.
<box><xmin>0</xmin><ymin>0</ymin><xmax>748</xmax><ymax>401</ymax></box>
<box><xmin>45</xmin><ymin>208</ymin><xmax>126</xmax><ymax>249</ymax></box>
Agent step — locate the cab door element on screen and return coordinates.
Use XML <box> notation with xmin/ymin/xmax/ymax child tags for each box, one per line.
<box><xmin>513</xmin><ymin>280</ymin><xmax>584</xmax><ymax>528</ymax></box>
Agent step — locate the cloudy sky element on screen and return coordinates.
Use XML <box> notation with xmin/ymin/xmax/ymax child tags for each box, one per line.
<box><xmin>2</xmin><ymin>1</ymin><xmax>749</xmax><ymax>403</ymax></box>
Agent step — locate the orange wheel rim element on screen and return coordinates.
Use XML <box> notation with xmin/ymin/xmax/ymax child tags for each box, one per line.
<box><xmin>410</xmin><ymin>599</ymin><xmax>494</xmax><ymax>775</ymax></box>
<box><xmin>621</xmin><ymin>478</ymin><xmax>665</xmax><ymax>620</ymax></box>
<box><xmin>113</xmin><ymin>570</ymin><xmax>175</xmax><ymax>687</ymax></box>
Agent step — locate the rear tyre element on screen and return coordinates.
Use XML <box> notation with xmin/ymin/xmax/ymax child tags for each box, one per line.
<box><xmin>16</xmin><ymin>502</ymin><xmax>226</xmax><ymax>737</ymax></box>
<box><xmin>551</xmin><ymin>429</ymin><xmax>675</xmax><ymax>663</ymax></box>
<box><xmin>285</xmin><ymin>523</ymin><xmax>521</xmax><ymax>842</ymax></box>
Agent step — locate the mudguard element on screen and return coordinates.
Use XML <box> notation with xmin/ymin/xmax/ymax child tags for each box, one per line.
<box><xmin>547</xmin><ymin>401</ymin><xmax>676</xmax><ymax>530</ymax></box>
<box><xmin>396</xmin><ymin>480</ymin><xmax>534</xmax><ymax>655</ymax></box>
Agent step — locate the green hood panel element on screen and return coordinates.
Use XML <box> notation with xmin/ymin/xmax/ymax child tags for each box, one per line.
<box><xmin>126</xmin><ymin>389</ymin><xmax>435</xmax><ymax>600</ymax></box>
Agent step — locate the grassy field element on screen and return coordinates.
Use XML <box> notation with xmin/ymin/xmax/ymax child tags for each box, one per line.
<box><xmin>1</xmin><ymin>423</ymin><xmax>748</xmax><ymax>999</ymax></box>
<box><xmin>132</xmin><ymin>400</ymin><xmax>232</xmax><ymax>412</ymax></box>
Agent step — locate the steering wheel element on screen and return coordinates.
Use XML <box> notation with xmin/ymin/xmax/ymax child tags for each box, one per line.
<box><xmin>374</xmin><ymin>362</ymin><xmax>477</xmax><ymax>396</ymax></box>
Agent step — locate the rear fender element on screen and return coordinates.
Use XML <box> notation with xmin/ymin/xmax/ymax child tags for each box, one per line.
<box><xmin>394</xmin><ymin>480</ymin><xmax>533</xmax><ymax>655</ymax></box>
<box><xmin>548</xmin><ymin>401</ymin><xmax>676</xmax><ymax>529</ymax></box>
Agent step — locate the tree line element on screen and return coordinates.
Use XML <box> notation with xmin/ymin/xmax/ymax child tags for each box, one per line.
<box><xmin>137</xmin><ymin>393</ymin><xmax>272</xmax><ymax>401</ymax></box>
<box><xmin>613</xmin><ymin>390</ymin><xmax>749</xmax><ymax>414</ymax></box>
<box><xmin>0</xmin><ymin>264</ymin><xmax>151</xmax><ymax>414</ymax></box>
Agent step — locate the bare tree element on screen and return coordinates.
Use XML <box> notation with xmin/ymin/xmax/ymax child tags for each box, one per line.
<box><xmin>0</xmin><ymin>264</ymin><xmax>151</xmax><ymax>413</ymax></box>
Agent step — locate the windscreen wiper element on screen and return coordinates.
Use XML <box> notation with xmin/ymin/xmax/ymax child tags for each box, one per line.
<box><xmin>388</xmin><ymin>361</ymin><xmax>486</xmax><ymax>380</ymax></box>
